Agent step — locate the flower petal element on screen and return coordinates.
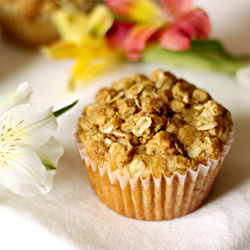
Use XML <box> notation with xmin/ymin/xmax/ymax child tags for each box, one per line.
<box><xmin>105</xmin><ymin>0</ymin><xmax>134</xmax><ymax>20</ymax></box>
<box><xmin>52</xmin><ymin>5</ymin><xmax>113</xmax><ymax>43</ymax></box>
<box><xmin>159</xmin><ymin>9</ymin><xmax>211</xmax><ymax>51</ymax></box>
<box><xmin>106</xmin><ymin>21</ymin><xmax>159</xmax><ymax>60</ymax></box>
<box><xmin>123</xmin><ymin>24</ymin><xmax>159</xmax><ymax>60</ymax></box>
<box><xmin>52</xmin><ymin>10</ymin><xmax>88</xmax><ymax>44</ymax></box>
<box><xmin>0</xmin><ymin>82</ymin><xmax>32</xmax><ymax>116</ymax></box>
<box><xmin>159</xmin><ymin>0</ymin><xmax>194</xmax><ymax>19</ymax></box>
<box><xmin>44</xmin><ymin>43</ymin><xmax>78</xmax><ymax>59</ymax></box>
<box><xmin>0</xmin><ymin>142</ymin><xmax>52</xmax><ymax>196</ymax></box>
<box><xmin>68</xmin><ymin>37</ymin><xmax>121</xmax><ymax>89</ymax></box>
<box><xmin>0</xmin><ymin>103</ymin><xmax>58</xmax><ymax>148</ymax></box>
<box><xmin>86</xmin><ymin>4</ymin><xmax>114</xmax><ymax>37</ymax></box>
<box><xmin>36</xmin><ymin>137</ymin><xmax>64</xmax><ymax>169</ymax></box>
<box><xmin>106</xmin><ymin>21</ymin><xmax>134</xmax><ymax>50</ymax></box>
<box><xmin>69</xmin><ymin>54</ymin><xmax>119</xmax><ymax>89</ymax></box>
<box><xmin>130</xmin><ymin>0</ymin><xmax>162</xmax><ymax>24</ymax></box>
<box><xmin>159</xmin><ymin>25</ymin><xmax>191</xmax><ymax>51</ymax></box>
<box><xmin>0</xmin><ymin>183</ymin><xmax>6</xmax><ymax>195</ymax></box>
<box><xmin>106</xmin><ymin>0</ymin><xmax>161</xmax><ymax>24</ymax></box>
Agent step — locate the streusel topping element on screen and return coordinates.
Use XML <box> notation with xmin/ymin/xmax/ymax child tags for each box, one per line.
<box><xmin>77</xmin><ymin>70</ymin><xmax>232</xmax><ymax>178</ymax></box>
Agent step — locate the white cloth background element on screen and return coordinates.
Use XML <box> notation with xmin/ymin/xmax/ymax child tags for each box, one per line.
<box><xmin>0</xmin><ymin>0</ymin><xmax>250</xmax><ymax>249</ymax></box>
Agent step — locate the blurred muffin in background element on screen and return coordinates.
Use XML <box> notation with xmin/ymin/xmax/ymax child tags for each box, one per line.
<box><xmin>0</xmin><ymin>0</ymin><xmax>97</xmax><ymax>47</ymax></box>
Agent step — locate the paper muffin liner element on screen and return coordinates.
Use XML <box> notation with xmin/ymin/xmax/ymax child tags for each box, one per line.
<box><xmin>76</xmin><ymin>128</ymin><xmax>234</xmax><ymax>221</ymax></box>
<box><xmin>0</xmin><ymin>10</ymin><xmax>58</xmax><ymax>47</ymax></box>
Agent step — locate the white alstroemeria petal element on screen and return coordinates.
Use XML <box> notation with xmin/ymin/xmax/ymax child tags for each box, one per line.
<box><xmin>0</xmin><ymin>142</ymin><xmax>53</xmax><ymax>196</ymax></box>
<box><xmin>0</xmin><ymin>82</ymin><xmax>32</xmax><ymax>115</ymax></box>
<box><xmin>44</xmin><ymin>169</ymin><xmax>56</xmax><ymax>193</ymax></box>
<box><xmin>36</xmin><ymin>137</ymin><xmax>64</xmax><ymax>169</ymax></box>
<box><xmin>0</xmin><ymin>103</ymin><xmax>58</xmax><ymax>148</ymax></box>
<box><xmin>0</xmin><ymin>183</ymin><xmax>6</xmax><ymax>195</ymax></box>
<box><xmin>236</xmin><ymin>65</ymin><xmax>250</xmax><ymax>90</ymax></box>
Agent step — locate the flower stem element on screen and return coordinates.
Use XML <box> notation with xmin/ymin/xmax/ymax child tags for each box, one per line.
<box><xmin>53</xmin><ymin>100</ymin><xmax>78</xmax><ymax>117</ymax></box>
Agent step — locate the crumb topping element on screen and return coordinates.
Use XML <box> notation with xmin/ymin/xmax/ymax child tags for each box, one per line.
<box><xmin>77</xmin><ymin>70</ymin><xmax>232</xmax><ymax>178</ymax></box>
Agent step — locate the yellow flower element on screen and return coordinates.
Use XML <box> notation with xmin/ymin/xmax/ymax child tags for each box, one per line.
<box><xmin>44</xmin><ymin>4</ymin><xmax>120</xmax><ymax>90</ymax></box>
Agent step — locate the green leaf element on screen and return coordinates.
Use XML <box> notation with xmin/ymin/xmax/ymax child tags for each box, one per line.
<box><xmin>191</xmin><ymin>39</ymin><xmax>232</xmax><ymax>60</ymax></box>
<box><xmin>191</xmin><ymin>40</ymin><xmax>250</xmax><ymax>62</ymax></box>
<box><xmin>143</xmin><ymin>45</ymin><xmax>244</xmax><ymax>76</ymax></box>
<box><xmin>53</xmin><ymin>99</ymin><xmax>78</xmax><ymax>117</ymax></box>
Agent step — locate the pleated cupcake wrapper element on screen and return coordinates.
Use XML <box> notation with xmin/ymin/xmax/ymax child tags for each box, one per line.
<box><xmin>76</xmin><ymin>129</ymin><xmax>234</xmax><ymax>190</ymax></box>
<box><xmin>76</xmin><ymin>128</ymin><xmax>234</xmax><ymax>220</ymax></box>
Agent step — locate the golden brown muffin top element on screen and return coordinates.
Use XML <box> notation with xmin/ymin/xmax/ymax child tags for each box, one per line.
<box><xmin>0</xmin><ymin>0</ymin><xmax>96</xmax><ymax>20</ymax></box>
<box><xmin>77</xmin><ymin>70</ymin><xmax>232</xmax><ymax>178</ymax></box>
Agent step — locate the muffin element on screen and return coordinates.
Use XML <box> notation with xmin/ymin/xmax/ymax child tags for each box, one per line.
<box><xmin>76</xmin><ymin>70</ymin><xmax>234</xmax><ymax>221</ymax></box>
<box><xmin>0</xmin><ymin>0</ymin><xmax>96</xmax><ymax>47</ymax></box>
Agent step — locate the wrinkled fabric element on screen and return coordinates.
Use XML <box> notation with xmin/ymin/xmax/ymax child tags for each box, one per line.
<box><xmin>1</xmin><ymin>0</ymin><xmax>250</xmax><ymax>248</ymax></box>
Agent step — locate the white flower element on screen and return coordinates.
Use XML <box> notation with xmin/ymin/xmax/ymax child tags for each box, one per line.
<box><xmin>0</xmin><ymin>82</ymin><xmax>64</xmax><ymax>197</ymax></box>
<box><xmin>236</xmin><ymin>65</ymin><xmax>250</xmax><ymax>90</ymax></box>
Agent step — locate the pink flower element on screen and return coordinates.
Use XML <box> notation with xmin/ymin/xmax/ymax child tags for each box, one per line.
<box><xmin>105</xmin><ymin>0</ymin><xmax>211</xmax><ymax>59</ymax></box>
<box><xmin>106</xmin><ymin>21</ymin><xmax>159</xmax><ymax>60</ymax></box>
